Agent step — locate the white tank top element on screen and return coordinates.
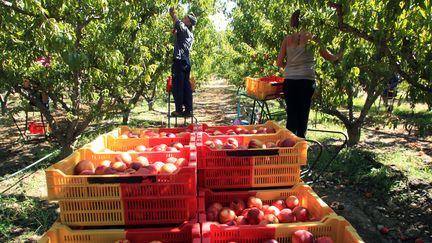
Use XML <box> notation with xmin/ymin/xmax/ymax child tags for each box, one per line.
<box><xmin>284</xmin><ymin>45</ymin><xmax>315</xmax><ymax>80</ymax></box>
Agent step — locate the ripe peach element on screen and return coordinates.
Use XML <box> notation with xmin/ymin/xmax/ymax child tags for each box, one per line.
<box><xmin>272</xmin><ymin>199</ymin><xmax>286</xmax><ymax>210</ymax></box>
<box><xmin>265</xmin><ymin>142</ymin><xmax>278</xmax><ymax>148</ymax></box>
<box><xmin>136</xmin><ymin>156</ymin><xmax>150</xmax><ymax>166</ymax></box>
<box><xmin>160</xmin><ymin>163</ymin><xmax>177</xmax><ymax>174</ymax></box>
<box><xmin>278</xmin><ymin>138</ymin><xmax>296</xmax><ymax>147</ymax></box>
<box><xmin>223</xmin><ymin>144</ymin><xmax>237</xmax><ymax>150</ymax></box>
<box><xmin>266</xmin><ymin>128</ymin><xmax>276</xmax><ymax>133</ymax></box>
<box><xmin>246</xmin><ymin>208</ymin><xmax>264</xmax><ymax>225</ymax></box>
<box><xmin>278</xmin><ymin>208</ymin><xmax>295</xmax><ymax>223</ymax></box>
<box><xmin>219</xmin><ymin>208</ymin><xmax>236</xmax><ymax>224</ymax></box>
<box><xmin>208</xmin><ymin>202</ymin><xmax>223</xmax><ymax>212</ymax></box>
<box><xmin>213</xmin><ymin>130</ymin><xmax>223</xmax><ymax>135</ymax></box>
<box><xmin>74</xmin><ymin>160</ymin><xmax>95</xmax><ymax>175</ymax></box>
<box><xmin>292</xmin><ymin>206</ymin><xmax>309</xmax><ymax>222</ymax></box>
<box><xmin>286</xmin><ymin>195</ymin><xmax>299</xmax><ymax>209</ymax></box>
<box><xmin>101</xmin><ymin>160</ymin><xmax>112</xmax><ymax>167</ymax></box>
<box><xmin>111</xmin><ymin>161</ymin><xmax>127</xmax><ymax>172</ymax></box>
<box><xmin>214</xmin><ymin>139</ymin><xmax>223</xmax><ymax>146</ymax></box>
<box><xmin>175</xmin><ymin>158</ymin><xmax>186</xmax><ymax>167</ymax></box>
<box><xmin>79</xmin><ymin>170</ymin><xmax>94</xmax><ymax>175</ymax></box>
<box><xmin>247</xmin><ymin>196</ymin><xmax>263</xmax><ymax>209</ymax></box>
<box><xmin>235</xmin><ymin>215</ymin><xmax>248</xmax><ymax>225</ymax></box>
<box><xmin>264</xmin><ymin>206</ymin><xmax>280</xmax><ymax>217</ymax></box>
<box><xmin>103</xmin><ymin>167</ymin><xmax>117</xmax><ymax>175</ymax></box>
<box><xmin>292</xmin><ymin>230</ymin><xmax>313</xmax><ymax>243</ymax></box>
<box><xmin>227</xmin><ymin>137</ymin><xmax>239</xmax><ymax>148</ymax></box>
<box><xmin>115</xmin><ymin>152</ymin><xmax>132</xmax><ymax>165</ymax></box>
<box><xmin>171</xmin><ymin>142</ymin><xmax>183</xmax><ymax>150</ymax></box>
<box><xmin>166</xmin><ymin>132</ymin><xmax>176</xmax><ymax>138</ymax></box>
<box><xmin>206</xmin><ymin>206</ymin><xmax>220</xmax><ymax>221</ymax></box>
<box><xmin>153</xmin><ymin>161</ymin><xmax>165</xmax><ymax>172</ymax></box>
<box><xmin>260</xmin><ymin>214</ymin><xmax>279</xmax><ymax>225</ymax></box>
<box><xmin>135</xmin><ymin>145</ymin><xmax>147</xmax><ymax>152</ymax></box>
<box><xmin>129</xmin><ymin>162</ymin><xmax>144</xmax><ymax>171</ymax></box>
<box><xmin>166</xmin><ymin>147</ymin><xmax>178</xmax><ymax>152</ymax></box>
<box><xmin>248</xmin><ymin>139</ymin><xmax>263</xmax><ymax>149</ymax></box>
<box><xmin>165</xmin><ymin>157</ymin><xmax>178</xmax><ymax>164</ymax></box>
<box><xmin>230</xmin><ymin>198</ymin><xmax>246</xmax><ymax>216</ymax></box>
<box><xmin>257</xmin><ymin>127</ymin><xmax>267</xmax><ymax>134</ymax></box>
<box><xmin>95</xmin><ymin>165</ymin><xmax>108</xmax><ymax>175</ymax></box>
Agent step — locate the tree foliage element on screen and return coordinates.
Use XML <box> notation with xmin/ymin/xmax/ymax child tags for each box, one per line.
<box><xmin>220</xmin><ymin>0</ymin><xmax>431</xmax><ymax>145</ymax></box>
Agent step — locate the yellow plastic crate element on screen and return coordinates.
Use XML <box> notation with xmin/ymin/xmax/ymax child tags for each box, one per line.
<box><xmin>45</xmin><ymin>148</ymin><xmax>197</xmax><ymax>226</ymax></box>
<box><xmin>38</xmin><ymin>221</ymin><xmax>201</xmax><ymax>243</ymax></box>
<box><xmin>245</xmin><ymin>76</ymin><xmax>284</xmax><ymax>100</ymax></box>
<box><xmin>201</xmin><ymin>215</ymin><xmax>364</xmax><ymax>243</ymax></box>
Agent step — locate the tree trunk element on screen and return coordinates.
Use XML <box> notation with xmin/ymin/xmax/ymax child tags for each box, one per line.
<box><xmin>346</xmin><ymin>123</ymin><xmax>361</xmax><ymax>147</ymax></box>
<box><xmin>148</xmin><ymin>100</ymin><xmax>154</xmax><ymax>111</ymax></box>
<box><xmin>122</xmin><ymin>108</ymin><xmax>131</xmax><ymax>125</ymax></box>
<box><xmin>0</xmin><ymin>91</ymin><xmax>11</xmax><ymax>115</ymax></box>
<box><xmin>59</xmin><ymin>141</ymin><xmax>75</xmax><ymax>159</ymax></box>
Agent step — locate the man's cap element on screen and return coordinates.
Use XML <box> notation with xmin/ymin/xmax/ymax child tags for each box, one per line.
<box><xmin>188</xmin><ymin>13</ymin><xmax>197</xmax><ymax>26</ymax></box>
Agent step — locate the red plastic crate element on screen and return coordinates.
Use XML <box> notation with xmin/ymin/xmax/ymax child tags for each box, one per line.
<box><xmin>201</xmin><ymin>216</ymin><xmax>363</xmax><ymax>243</ymax></box>
<box><xmin>28</xmin><ymin>121</ymin><xmax>49</xmax><ymax>134</ymax></box>
<box><xmin>39</xmin><ymin>220</ymin><xmax>201</xmax><ymax>243</ymax></box>
<box><xmin>196</xmin><ymin>131</ymin><xmax>307</xmax><ymax>189</ymax></box>
<box><xmin>46</xmin><ymin>148</ymin><xmax>197</xmax><ymax>226</ymax></box>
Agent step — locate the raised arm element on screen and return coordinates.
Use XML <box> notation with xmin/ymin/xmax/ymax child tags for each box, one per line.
<box><xmin>312</xmin><ymin>34</ymin><xmax>343</xmax><ymax>62</ymax></box>
<box><xmin>169</xmin><ymin>7</ymin><xmax>178</xmax><ymax>24</ymax></box>
<box><xmin>276</xmin><ymin>37</ymin><xmax>288</xmax><ymax>68</ymax></box>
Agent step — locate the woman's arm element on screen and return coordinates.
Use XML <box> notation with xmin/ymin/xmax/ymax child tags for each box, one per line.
<box><xmin>312</xmin><ymin>34</ymin><xmax>343</xmax><ymax>62</ymax></box>
<box><xmin>276</xmin><ymin>37</ymin><xmax>287</xmax><ymax>68</ymax></box>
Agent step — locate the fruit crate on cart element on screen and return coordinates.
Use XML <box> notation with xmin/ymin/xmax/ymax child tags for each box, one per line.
<box><xmin>245</xmin><ymin>76</ymin><xmax>284</xmax><ymax>100</ymax></box>
<box><xmin>200</xmin><ymin>215</ymin><xmax>363</xmax><ymax>243</ymax></box>
<box><xmin>45</xmin><ymin>148</ymin><xmax>197</xmax><ymax>226</ymax></box>
<box><xmin>38</xmin><ymin>220</ymin><xmax>201</xmax><ymax>243</ymax></box>
<box><xmin>195</xmin><ymin>130</ymin><xmax>308</xmax><ymax>189</ymax></box>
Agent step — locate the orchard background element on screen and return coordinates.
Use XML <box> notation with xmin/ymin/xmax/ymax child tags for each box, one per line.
<box><xmin>0</xmin><ymin>0</ymin><xmax>431</xmax><ymax>242</ymax></box>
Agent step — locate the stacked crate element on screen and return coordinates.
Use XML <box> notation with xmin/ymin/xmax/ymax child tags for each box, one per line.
<box><xmin>195</xmin><ymin>121</ymin><xmax>364</xmax><ymax>243</ymax></box>
<box><xmin>40</xmin><ymin>124</ymin><xmax>201</xmax><ymax>243</ymax></box>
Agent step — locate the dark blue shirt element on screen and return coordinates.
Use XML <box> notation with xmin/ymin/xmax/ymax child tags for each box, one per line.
<box><xmin>173</xmin><ymin>19</ymin><xmax>194</xmax><ymax>65</ymax></box>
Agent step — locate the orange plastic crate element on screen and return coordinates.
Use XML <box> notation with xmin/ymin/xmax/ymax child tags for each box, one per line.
<box><xmin>202</xmin><ymin>121</ymin><xmax>284</xmax><ymax>136</ymax></box>
<box><xmin>38</xmin><ymin>221</ymin><xmax>201</xmax><ymax>243</ymax></box>
<box><xmin>195</xmin><ymin>131</ymin><xmax>307</xmax><ymax>189</ymax></box>
<box><xmin>245</xmin><ymin>76</ymin><xmax>284</xmax><ymax>100</ymax></box>
<box><xmin>198</xmin><ymin>184</ymin><xmax>335</xmax><ymax>225</ymax></box>
<box><xmin>45</xmin><ymin>148</ymin><xmax>197</xmax><ymax>226</ymax></box>
<box><xmin>201</xmin><ymin>215</ymin><xmax>364</xmax><ymax>243</ymax></box>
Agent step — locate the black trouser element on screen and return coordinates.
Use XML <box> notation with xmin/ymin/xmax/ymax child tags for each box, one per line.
<box><xmin>283</xmin><ymin>79</ymin><xmax>316</xmax><ymax>138</ymax></box>
<box><xmin>172</xmin><ymin>59</ymin><xmax>192</xmax><ymax>113</ymax></box>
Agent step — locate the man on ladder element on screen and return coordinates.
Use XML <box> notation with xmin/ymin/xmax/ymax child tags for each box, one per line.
<box><xmin>168</xmin><ymin>6</ymin><xmax>197</xmax><ymax>118</ymax></box>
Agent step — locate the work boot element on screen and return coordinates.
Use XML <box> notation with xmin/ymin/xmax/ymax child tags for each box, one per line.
<box><xmin>182</xmin><ymin>111</ymin><xmax>193</xmax><ymax>117</ymax></box>
<box><xmin>171</xmin><ymin>111</ymin><xmax>183</xmax><ymax>117</ymax></box>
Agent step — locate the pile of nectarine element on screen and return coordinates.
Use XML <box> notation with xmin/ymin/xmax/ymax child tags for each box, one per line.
<box><xmin>206</xmin><ymin>195</ymin><xmax>315</xmax><ymax>225</ymax></box>
<box><xmin>204</xmin><ymin>137</ymin><xmax>296</xmax><ymax>150</ymax></box>
<box><xmin>291</xmin><ymin>230</ymin><xmax>334</xmax><ymax>243</ymax></box>
<box><xmin>120</xmin><ymin>129</ymin><xmax>189</xmax><ymax>139</ymax></box>
<box><xmin>73</xmin><ymin>152</ymin><xmax>186</xmax><ymax>176</ymax></box>
<box><xmin>205</xmin><ymin>126</ymin><xmax>276</xmax><ymax>136</ymax></box>
<box><xmin>100</xmin><ymin>142</ymin><xmax>185</xmax><ymax>153</ymax></box>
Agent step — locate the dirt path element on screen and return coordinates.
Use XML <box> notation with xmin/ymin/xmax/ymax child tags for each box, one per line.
<box><xmin>193</xmin><ymin>78</ymin><xmax>238</xmax><ymax>125</ymax></box>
